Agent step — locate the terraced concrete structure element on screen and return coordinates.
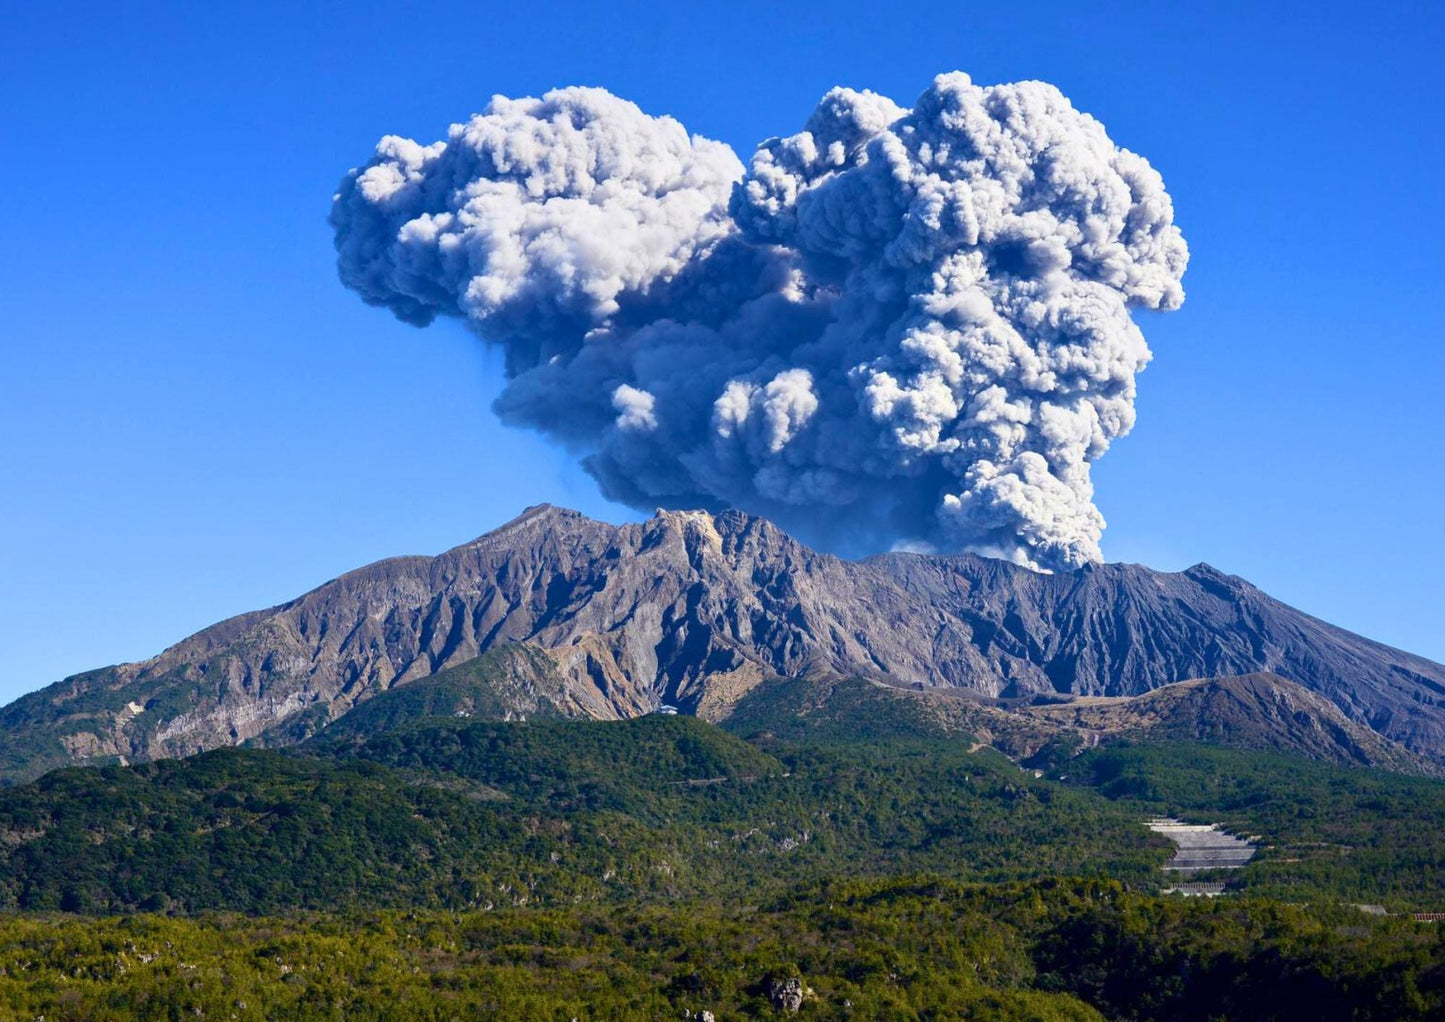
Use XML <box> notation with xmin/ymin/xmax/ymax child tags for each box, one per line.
<box><xmin>1147</xmin><ymin>818</ymin><xmax>1256</xmax><ymax>873</ymax></box>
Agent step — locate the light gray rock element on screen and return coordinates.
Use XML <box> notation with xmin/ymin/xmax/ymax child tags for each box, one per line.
<box><xmin>768</xmin><ymin>977</ymin><xmax>804</xmax><ymax>1013</ymax></box>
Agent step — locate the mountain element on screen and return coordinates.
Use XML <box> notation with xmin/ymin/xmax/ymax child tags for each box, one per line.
<box><xmin>296</xmin><ymin>643</ymin><xmax>576</xmax><ymax>744</ymax></box>
<box><xmin>1011</xmin><ymin>672</ymin><xmax>1430</xmax><ymax>771</ymax></box>
<box><xmin>721</xmin><ymin>672</ymin><xmax>1435</xmax><ymax>774</ymax></box>
<box><xmin>2</xmin><ymin>504</ymin><xmax>1443</xmax><ymax>781</ymax></box>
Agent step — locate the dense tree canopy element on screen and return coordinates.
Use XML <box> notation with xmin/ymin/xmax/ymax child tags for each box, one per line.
<box><xmin>1</xmin><ymin>715</ymin><xmax>1443</xmax><ymax>1018</ymax></box>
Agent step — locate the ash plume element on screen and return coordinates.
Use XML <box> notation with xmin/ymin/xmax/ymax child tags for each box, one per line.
<box><xmin>331</xmin><ymin>73</ymin><xmax>1188</xmax><ymax>570</ymax></box>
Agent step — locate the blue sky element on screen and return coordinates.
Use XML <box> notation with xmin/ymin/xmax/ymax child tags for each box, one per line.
<box><xmin>1</xmin><ymin>1</ymin><xmax>1441</xmax><ymax>703</ymax></box>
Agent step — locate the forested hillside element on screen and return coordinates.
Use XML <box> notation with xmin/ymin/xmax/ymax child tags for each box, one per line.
<box><xmin>1</xmin><ymin>714</ymin><xmax>1443</xmax><ymax>916</ymax></box>
<box><xmin>1067</xmin><ymin>743</ymin><xmax>1445</xmax><ymax>906</ymax></box>
<box><xmin>0</xmin><ymin>717</ymin><xmax>1166</xmax><ymax>914</ymax></box>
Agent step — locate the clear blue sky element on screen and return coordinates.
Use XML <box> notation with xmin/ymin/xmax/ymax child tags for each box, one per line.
<box><xmin>2</xmin><ymin>1</ymin><xmax>1441</xmax><ymax>703</ymax></box>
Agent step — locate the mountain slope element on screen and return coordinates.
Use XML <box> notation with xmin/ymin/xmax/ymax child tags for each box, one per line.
<box><xmin>304</xmin><ymin>643</ymin><xmax>580</xmax><ymax>743</ymax></box>
<box><xmin>2</xmin><ymin>504</ymin><xmax>1443</xmax><ymax>780</ymax></box>
<box><xmin>1014</xmin><ymin>672</ymin><xmax>1428</xmax><ymax>771</ymax></box>
<box><xmin>0</xmin><ymin>717</ymin><xmax>1174</xmax><ymax>914</ymax></box>
<box><xmin>723</xmin><ymin>673</ymin><xmax>1435</xmax><ymax>774</ymax></box>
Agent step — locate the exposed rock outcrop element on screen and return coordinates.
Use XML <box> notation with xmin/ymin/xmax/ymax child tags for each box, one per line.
<box><xmin>768</xmin><ymin>976</ymin><xmax>805</xmax><ymax>1013</ymax></box>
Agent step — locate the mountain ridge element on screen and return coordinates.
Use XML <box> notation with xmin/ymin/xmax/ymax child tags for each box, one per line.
<box><xmin>2</xmin><ymin>503</ymin><xmax>1442</xmax><ymax>781</ymax></box>
<box><xmin>719</xmin><ymin>670</ymin><xmax>1435</xmax><ymax>774</ymax></box>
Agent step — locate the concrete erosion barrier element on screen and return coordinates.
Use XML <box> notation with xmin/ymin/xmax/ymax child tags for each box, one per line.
<box><xmin>1146</xmin><ymin>817</ymin><xmax>1256</xmax><ymax>873</ymax></box>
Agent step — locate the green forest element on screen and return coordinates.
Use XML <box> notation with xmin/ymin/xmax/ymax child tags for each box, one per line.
<box><xmin>0</xmin><ymin>879</ymin><xmax>1440</xmax><ymax>1020</ymax></box>
<box><xmin>0</xmin><ymin>712</ymin><xmax>1442</xmax><ymax>1017</ymax></box>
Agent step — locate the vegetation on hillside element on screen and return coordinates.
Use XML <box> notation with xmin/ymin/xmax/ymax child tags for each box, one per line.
<box><xmin>307</xmin><ymin>644</ymin><xmax>571</xmax><ymax>743</ymax></box>
<box><xmin>0</xmin><ymin>878</ymin><xmax>1440</xmax><ymax>1020</ymax></box>
<box><xmin>0</xmin><ymin>711</ymin><xmax>1443</xmax><ymax>1017</ymax></box>
<box><xmin>0</xmin><ymin>716</ymin><xmax>1170</xmax><ymax>915</ymax></box>
<box><xmin>2</xmin><ymin>711</ymin><xmax>1444</xmax><ymax>916</ymax></box>
<box><xmin>1069</xmin><ymin>742</ymin><xmax>1445</xmax><ymax>909</ymax></box>
<box><xmin>722</xmin><ymin>675</ymin><xmax>975</xmax><ymax>745</ymax></box>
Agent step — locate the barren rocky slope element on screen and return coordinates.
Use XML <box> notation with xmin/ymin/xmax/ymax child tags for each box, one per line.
<box><xmin>2</xmin><ymin>504</ymin><xmax>1442</xmax><ymax>780</ymax></box>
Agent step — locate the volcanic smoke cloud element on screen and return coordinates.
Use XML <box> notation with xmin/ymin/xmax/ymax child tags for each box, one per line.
<box><xmin>331</xmin><ymin>73</ymin><xmax>1188</xmax><ymax>571</ymax></box>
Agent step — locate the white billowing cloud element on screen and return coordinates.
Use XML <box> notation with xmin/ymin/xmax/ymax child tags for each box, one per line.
<box><xmin>611</xmin><ymin>384</ymin><xmax>658</xmax><ymax>432</ymax></box>
<box><xmin>331</xmin><ymin>87</ymin><xmax>743</xmax><ymax>339</ymax></box>
<box><xmin>332</xmin><ymin>73</ymin><xmax>1188</xmax><ymax>571</ymax></box>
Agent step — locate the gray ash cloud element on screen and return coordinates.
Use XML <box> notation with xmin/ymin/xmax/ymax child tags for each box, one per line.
<box><xmin>331</xmin><ymin>73</ymin><xmax>1187</xmax><ymax>570</ymax></box>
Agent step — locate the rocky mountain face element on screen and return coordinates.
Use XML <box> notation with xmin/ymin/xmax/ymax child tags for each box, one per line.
<box><xmin>2</xmin><ymin>504</ymin><xmax>1443</xmax><ymax>781</ymax></box>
